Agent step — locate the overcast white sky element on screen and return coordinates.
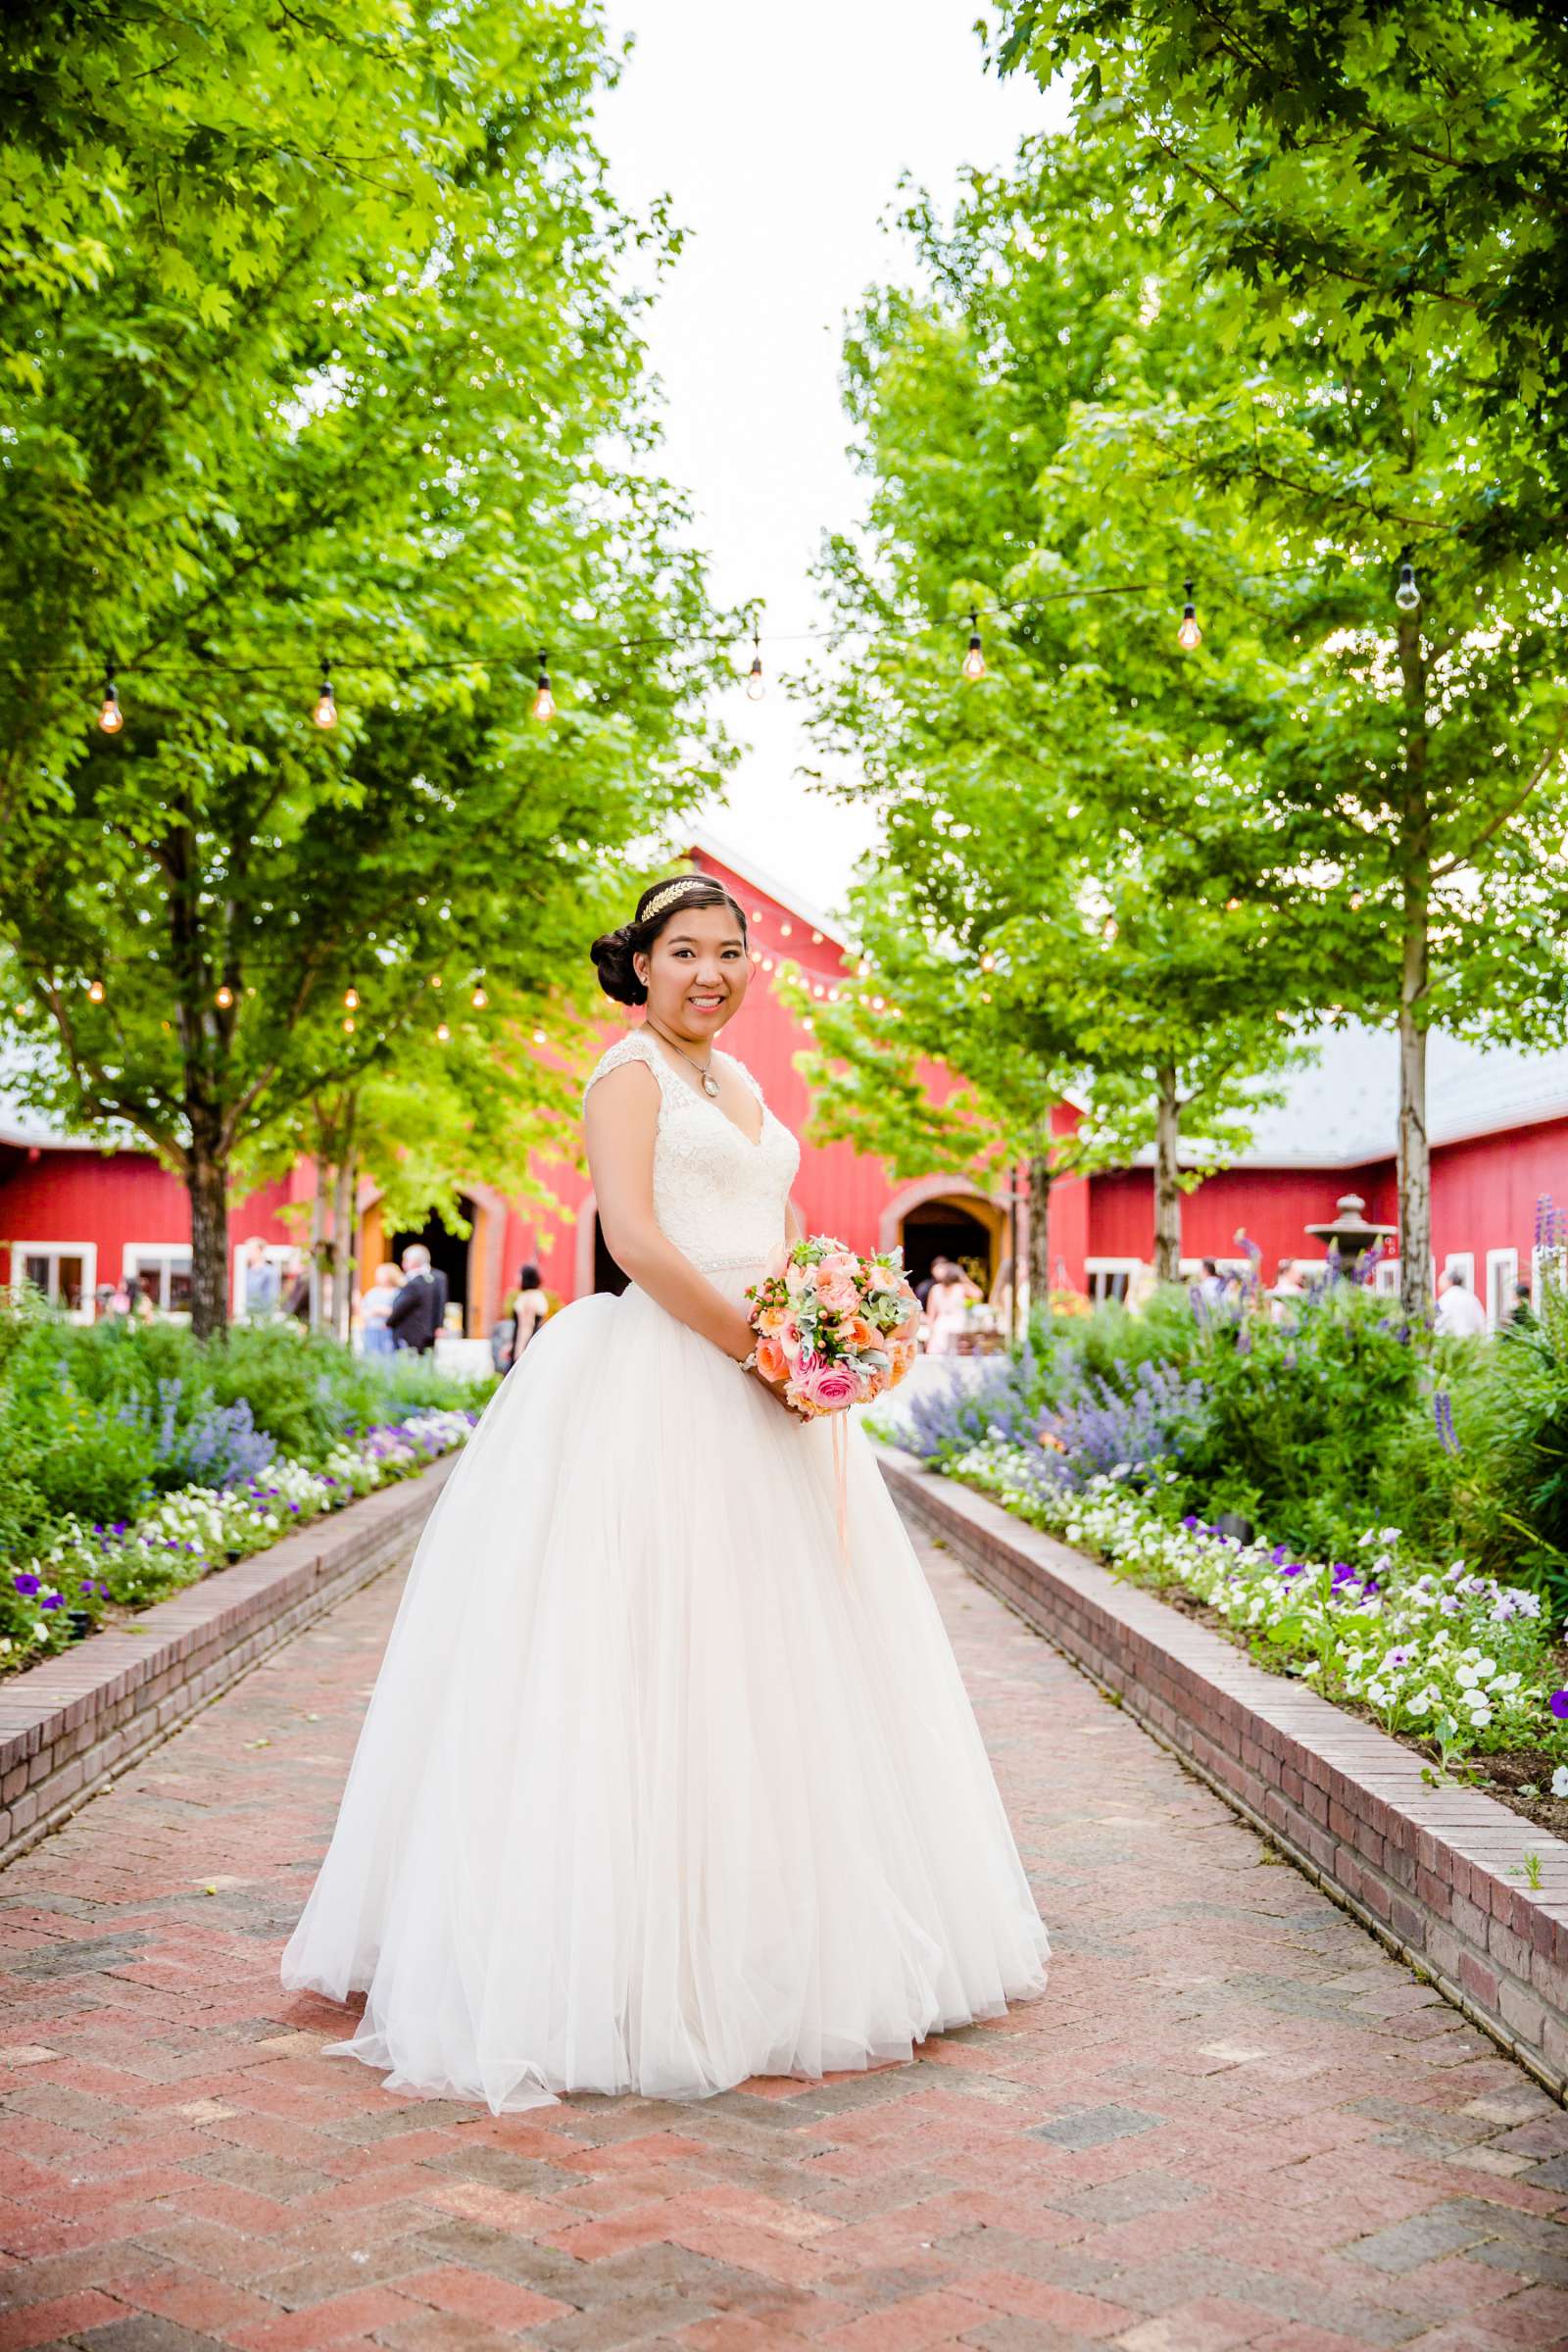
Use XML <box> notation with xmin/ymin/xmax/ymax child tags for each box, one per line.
<box><xmin>596</xmin><ymin>5</ymin><xmax>1059</xmax><ymax>916</ymax></box>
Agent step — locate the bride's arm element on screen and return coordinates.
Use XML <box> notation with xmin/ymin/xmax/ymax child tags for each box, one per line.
<box><xmin>585</xmin><ymin>1061</ymin><xmax>755</xmax><ymax>1362</ymax></box>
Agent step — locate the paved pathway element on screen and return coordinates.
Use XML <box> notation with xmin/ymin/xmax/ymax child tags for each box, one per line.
<box><xmin>2</xmin><ymin>1527</ymin><xmax>1567</xmax><ymax>2352</ymax></box>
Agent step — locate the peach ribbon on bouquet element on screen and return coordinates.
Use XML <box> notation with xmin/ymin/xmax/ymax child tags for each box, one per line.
<box><xmin>830</xmin><ymin>1409</ymin><xmax>851</xmax><ymax>1579</ymax></box>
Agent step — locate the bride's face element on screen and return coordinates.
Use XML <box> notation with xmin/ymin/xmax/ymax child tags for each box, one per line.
<box><xmin>635</xmin><ymin>903</ymin><xmax>752</xmax><ymax>1042</ymax></box>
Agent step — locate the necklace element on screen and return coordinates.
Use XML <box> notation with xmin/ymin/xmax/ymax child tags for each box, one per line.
<box><xmin>645</xmin><ymin>1015</ymin><xmax>722</xmax><ymax>1097</ymax></box>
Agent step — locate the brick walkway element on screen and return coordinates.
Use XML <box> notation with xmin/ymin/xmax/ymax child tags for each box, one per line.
<box><xmin>2</xmin><ymin>1528</ymin><xmax>1567</xmax><ymax>2352</ymax></box>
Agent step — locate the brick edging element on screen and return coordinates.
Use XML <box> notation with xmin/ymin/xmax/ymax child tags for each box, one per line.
<box><xmin>0</xmin><ymin>1452</ymin><xmax>457</xmax><ymax>1873</ymax></box>
<box><xmin>877</xmin><ymin>1443</ymin><xmax>1568</xmax><ymax>2103</ymax></box>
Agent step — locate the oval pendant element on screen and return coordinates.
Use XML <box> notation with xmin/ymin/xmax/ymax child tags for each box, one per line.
<box><xmin>703</xmin><ymin>1074</ymin><xmax>721</xmax><ymax>1098</ymax></box>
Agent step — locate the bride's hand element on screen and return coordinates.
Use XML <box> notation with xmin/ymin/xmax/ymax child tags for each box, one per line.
<box><xmin>744</xmin><ymin>1362</ymin><xmax>808</xmax><ymax>1421</ymax></box>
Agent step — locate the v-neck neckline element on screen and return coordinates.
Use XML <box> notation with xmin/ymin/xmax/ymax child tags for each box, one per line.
<box><xmin>644</xmin><ymin>1034</ymin><xmax>766</xmax><ymax>1150</ymax></box>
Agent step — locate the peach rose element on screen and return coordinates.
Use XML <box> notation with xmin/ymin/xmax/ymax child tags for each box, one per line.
<box><xmin>814</xmin><ymin>1274</ymin><xmax>861</xmax><ymax>1316</ymax></box>
<box><xmin>816</xmin><ymin>1250</ymin><xmax>859</xmax><ymax>1281</ymax></box>
<box><xmin>755</xmin><ymin>1334</ymin><xmax>790</xmax><ymax>1384</ymax></box>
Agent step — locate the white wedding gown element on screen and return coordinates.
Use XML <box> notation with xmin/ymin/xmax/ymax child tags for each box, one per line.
<box><xmin>280</xmin><ymin>1028</ymin><xmax>1050</xmax><ymax>2113</ymax></box>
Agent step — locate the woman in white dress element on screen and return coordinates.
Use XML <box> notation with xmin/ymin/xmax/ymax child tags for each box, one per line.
<box><xmin>279</xmin><ymin>873</ymin><xmax>1050</xmax><ymax>2114</ymax></box>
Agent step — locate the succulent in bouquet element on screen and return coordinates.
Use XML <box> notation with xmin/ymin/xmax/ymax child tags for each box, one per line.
<box><xmin>745</xmin><ymin>1238</ymin><xmax>921</xmax><ymax>1418</ymax></box>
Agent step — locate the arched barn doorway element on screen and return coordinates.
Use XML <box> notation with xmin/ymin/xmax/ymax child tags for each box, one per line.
<box><xmin>897</xmin><ymin>1194</ymin><xmax>1001</xmax><ymax>1294</ymax></box>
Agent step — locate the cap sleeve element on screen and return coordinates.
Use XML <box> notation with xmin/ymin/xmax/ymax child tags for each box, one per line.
<box><xmin>582</xmin><ymin>1028</ymin><xmax>662</xmax><ymax>1111</ymax></box>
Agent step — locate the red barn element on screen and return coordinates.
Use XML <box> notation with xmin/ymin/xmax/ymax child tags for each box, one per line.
<box><xmin>1</xmin><ymin>837</ymin><xmax>1562</xmax><ymax>1338</ymax></box>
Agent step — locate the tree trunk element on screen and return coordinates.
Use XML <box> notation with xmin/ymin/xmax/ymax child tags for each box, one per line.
<box><xmin>309</xmin><ymin>1155</ymin><xmax>329</xmax><ymax>1335</ymax></box>
<box><xmin>332</xmin><ymin>1141</ymin><xmax>358</xmax><ymax>1346</ymax></box>
<box><xmin>1026</xmin><ymin>1150</ymin><xmax>1053</xmax><ymax>1318</ymax></box>
<box><xmin>1396</xmin><ymin>612</ymin><xmax>1433</xmax><ymax>1323</ymax></box>
<box><xmin>187</xmin><ymin>1123</ymin><xmax>230</xmax><ymax>1343</ymax></box>
<box><xmin>1006</xmin><ymin>1161</ymin><xmax>1021</xmax><ymax>1348</ymax></box>
<box><xmin>1152</xmin><ymin>1067</ymin><xmax>1182</xmax><ymax>1284</ymax></box>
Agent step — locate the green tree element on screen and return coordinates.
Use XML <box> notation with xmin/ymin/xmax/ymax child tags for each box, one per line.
<box><xmin>997</xmin><ymin>1</ymin><xmax>1568</xmax><ymax>553</ymax></box>
<box><xmin>816</xmin><ymin>114</ymin><xmax>1568</xmax><ymax>1321</ymax></box>
<box><xmin>0</xmin><ymin>1</ymin><xmax>731</xmax><ymax>1335</ymax></box>
<box><xmin>806</xmin><ymin>146</ymin><xmax>1306</xmax><ymax>1282</ymax></box>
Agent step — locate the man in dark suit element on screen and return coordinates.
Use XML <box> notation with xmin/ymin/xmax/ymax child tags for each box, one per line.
<box><xmin>388</xmin><ymin>1245</ymin><xmax>449</xmax><ymax>1354</ymax></box>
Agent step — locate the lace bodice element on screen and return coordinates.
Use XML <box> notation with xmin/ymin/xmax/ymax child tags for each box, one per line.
<box><xmin>583</xmin><ymin>1028</ymin><xmax>801</xmax><ymax>1276</ymax></box>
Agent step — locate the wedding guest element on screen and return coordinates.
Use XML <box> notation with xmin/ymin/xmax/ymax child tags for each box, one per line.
<box><xmin>510</xmin><ymin>1263</ymin><xmax>548</xmax><ymax>1365</ymax></box>
<box><xmin>926</xmin><ymin>1257</ymin><xmax>982</xmax><ymax>1355</ymax></box>
<box><xmin>281</xmin><ymin>1251</ymin><xmax>312</xmax><ymax>1324</ymax></box>
<box><xmin>240</xmin><ymin>1236</ymin><xmax>280</xmax><ymax>1317</ymax></box>
<box><xmin>359</xmin><ymin>1262</ymin><xmax>403</xmax><ymax>1357</ymax></box>
<box><xmin>388</xmin><ymin>1243</ymin><xmax>448</xmax><ymax>1354</ymax></box>
<box><xmin>1436</xmin><ymin>1266</ymin><xmax>1488</xmax><ymax>1339</ymax></box>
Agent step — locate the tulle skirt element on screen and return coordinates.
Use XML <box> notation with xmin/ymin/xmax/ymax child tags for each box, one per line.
<box><xmin>279</xmin><ymin>1265</ymin><xmax>1050</xmax><ymax>2114</ymax></box>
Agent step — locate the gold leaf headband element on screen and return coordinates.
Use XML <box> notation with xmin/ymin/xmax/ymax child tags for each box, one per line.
<box><xmin>639</xmin><ymin>876</ymin><xmax>712</xmax><ymax>922</ymax></box>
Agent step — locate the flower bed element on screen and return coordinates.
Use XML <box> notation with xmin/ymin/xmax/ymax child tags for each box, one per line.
<box><xmin>877</xmin><ymin>1256</ymin><xmax>1568</xmax><ymax>1841</ymax></box>
<box><xmin>2</xmin><ymin>1407</ymin><xmax>474</xmax><ymax>1674</ymax></box>
<box><xmin>946</xmin><ymin>1433</ymin><xmax>1568</xmax><ymax>1824</ymax></box>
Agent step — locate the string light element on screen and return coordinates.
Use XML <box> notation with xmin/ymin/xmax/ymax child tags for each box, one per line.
<box><xmin>215</xmin><ymin>984</ymin><xmax>233</xmax><ymax>1008</ymax></box>
<box><xmin>470</xmin><ymin>983</ymin><xmax>488</xmax><ymax>1008</ymax></box>
<box><xmin>1177</xmin><ymin>578</ymin><xmax>1202</xmax><ymax>652</ymax></box>
<box><xmin>428</xmin><ymin>974</ymin><xmax>443</xmax><ymax>989</ymax></box>
<box><xmin>531</xmin><ymin>650</ymin><xmax>556</xmax><ymax>723</ymax></box>
<box><xmin>780</xmin><ymin>921</ymin><xmax>792</xmax><ymax>937</ymax></box>
<box><xmin>746</xmin><ymin>630</ymin><xmax>764</xmax><ymax>702</ymax></box>
<box><xmin>1395</xmin><ymin>550</ymin><xmax>1421</xmax><ymax>615</ymax></box>
<box><xmin>342</xmin><ymin>1015</ymin><xmax>356</xmax><ymax>1033</ymax></box>
<box><xmin>980</xmin><ymin>952</ymin><xmax>996</xmax><ymax>972</ymax></box>
<box><xmin>532</xmin><ymin>1027</ymin><xmax>546</xmax><ymax>1044</ymax></box>
<box><xmin>435</xmin><ymin>1020</ymin><xmax>451</xmax><ymax>1043</ymax></box>
<box><xmin>343</xmin><ymin>986</ymin><xmax>360</xmax><ymax>1010</ymax></box>
<box><xmin>313</xmin><ymin>662</ymin><xmax>337</xmax><ymax>730</ymax></box>
<box><xmin>97</xmin><ymin>669</ymin><xmax>122</xmax><ymax>734</ymax></box>
<box><xmin>961</xmin><ymin>610</ymin><xmax>985</xmax><ymax>682</ymax></box>
<box><xmin>87</xmin><ymin>979</ymin><xmax>105</xmax><ymax>1003</ymax></box>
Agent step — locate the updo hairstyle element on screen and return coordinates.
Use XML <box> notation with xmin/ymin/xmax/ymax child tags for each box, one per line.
<box><xmin>590</xmin><ymin>875</ymin><xmax>750</xmax><ymax>1006</ymax></box>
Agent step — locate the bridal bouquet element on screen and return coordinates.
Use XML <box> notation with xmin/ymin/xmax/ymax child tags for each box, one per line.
<box><xmin>745</xmin><ymin>1237</ymin><xmax>921</xmax><ymax>1418</ymax></box>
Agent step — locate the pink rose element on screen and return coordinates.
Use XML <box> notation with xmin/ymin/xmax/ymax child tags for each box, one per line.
<box><xmin>815</xmin><ymin>1274</ymin><xmax>861</xmax><ymax>1316</ymax></box>
<box><xmin>816</xmin><ymin>1250</ymin><xmax>859</xmax><ymax>1282</ymax></box>
<box><xmin>797</xmin><ymin>1358</ymin><xmax>861</xmax><ymax>1414</ymax></box>
<box><xmin>779</xmin><ymin>1320</ymin><xmax>805</xmax><ymax>1361</ymax></box>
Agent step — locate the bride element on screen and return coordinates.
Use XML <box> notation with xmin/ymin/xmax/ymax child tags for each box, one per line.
<box><xmin>279</xmin><ymin>871</ymin><xmax>1050</xmax><ymax>2113</ymax></box>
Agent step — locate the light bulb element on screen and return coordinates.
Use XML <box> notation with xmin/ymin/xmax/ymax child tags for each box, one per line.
<box><xmin>343</xmin><ymin>986</ymin><xmax>359</xmax><ymax>1010</ymax></box>
<box><xmin>980</xmin><ymin>952</ymin><xmax>995</xmax><ymax>972</ymax></box>
<box><xmin>470</xmin><ymin>985</ymin><xmax>488</xmax><ymax>1009</ymax></box>
<box><xmin>429</xmin><ymin>973</ymin><xmax>442</xmax><ymax>989</ymax></box>
<box><xmin>780</xmin><ymin>921</ymin><xmax>792</xmax><ymax>937</ymax></box>
<box><xmin>761</xmin><ymin>956</ymin><xmax>774</xmax><ymax>971</ymax></box>
<box><xmin>343</xmin><ymin>1015</ymin><xmax>355</xmax><ymax>1034</ymax></box>
<box><xmin>97</xmin><ymin>676</ymin><xmax>122</xmax><ymax>734</ymax></box>
<box><xmin>810</xmin><ymin>929</ymin><xmax>822</xmax><ymax>944</ymax></box>
<box><xmin>746</xmin><ymin>632</ymin><xmax>764</xmax><ymax>701</ymax></box>
<box><xmin>812</xmin><ymin>984</ymin><xmax>824</xmax><ymax>999</ymax></box>
<box><xmin>961</xmin><ymin>611</ymin><xmax>985</xmax><ymax>681</ymax></box>
<box><xmin>436</xmin><ymin>1020</ymin><xmax>451</xmax><ymax>1043</ymax></box>
<box><xmin>531</xmin><ymin>651</ymin><xmax>555</xmax><ymax>721</ymax></box>
<box><xmin>87</xmin><ymin>979</ymin><xmax>105</xmax><ymax>1003</ymax></box>
<box><xmin>215</xmin><ymin>984</ymin><xmax>233</xmax><ymax>1008</ymax></box>
<box><xmin>1177</xmin><ymin>579</ymin><xmax>1201</xmax><ymax>651</ymax></box>
<box><xmin>1395</xmin><ymin>555</ymin><xmax>1421</xmax><ymax>614</ymax></box>
<box><xmin>313</xmin><ymin>666</ymin><xmax>337</xmax><ymax>729</ymax></box>
<box><xmin>532</xmin><ymin>1028</ymin><xmax>546</xmax><ymax>1045</ymax></box>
